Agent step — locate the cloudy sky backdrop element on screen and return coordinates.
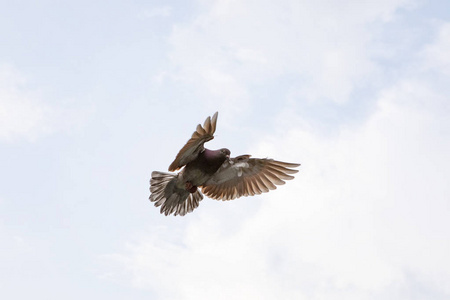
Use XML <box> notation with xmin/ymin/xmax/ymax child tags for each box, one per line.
<box><xmin>1</xmin><ymin>0</ymin><xmax>449</xmax><ymax>299</ymax></box>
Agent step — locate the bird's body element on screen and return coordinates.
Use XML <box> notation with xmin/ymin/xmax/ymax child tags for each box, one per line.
<box><xmin>183</xmin><ymin>148</ymin><xmax>230</xmax><ymax>185</ymax></box>
<box><xmin>149</xmin><ymin>112</ymin><xmax>300</xmax><ymax>216</ymax></box>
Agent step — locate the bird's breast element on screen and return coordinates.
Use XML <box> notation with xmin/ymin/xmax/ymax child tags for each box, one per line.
<box><xmin>180</xmin><ymin>167</ymin><xmax>212</xmax><ymax>187</ymax></box>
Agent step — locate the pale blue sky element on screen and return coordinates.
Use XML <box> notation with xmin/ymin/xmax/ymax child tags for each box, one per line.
<box><xmin>1</xmin><ymin>0</ymin><xmax>450</xmax><ymax>299</ymax></box>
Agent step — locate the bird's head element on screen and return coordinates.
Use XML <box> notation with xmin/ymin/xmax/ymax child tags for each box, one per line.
<box><xmin>220</xmin><ymin>148</ymin><xmax>231</xmax><ymax>158</ymax></box>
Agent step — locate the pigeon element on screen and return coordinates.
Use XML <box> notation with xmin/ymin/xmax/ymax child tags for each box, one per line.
<box><xmin>149</xmin><ymin>112</ymin><xmax>300</xmax><ymax>216</ymax></box>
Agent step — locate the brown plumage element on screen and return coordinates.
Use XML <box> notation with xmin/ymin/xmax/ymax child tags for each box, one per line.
<box><xmin>149</xmin><ymin>112</ymin><xmax>300</xmax><ymax>216</ymax></box>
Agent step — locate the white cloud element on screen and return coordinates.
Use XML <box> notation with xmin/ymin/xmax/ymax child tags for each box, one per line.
<box><xmin>103</xmin><ymin>74</ymin><xmax>450</xmax><ymax>298</ymax></box>
<box><xmin>138</xmin><ymin>6</ymin><xmax>172</xmax><ymax>19</ymax></box>
<box><xmin>423</xmin><ymin>22</ymin><xmax>450</xmax><ymax>75</ymax></box>
<box><xmin>103</xmin><ymin>4</ymin><xmax>450</xmax><ymax>300</ymax></box>
<box><xmin>166</xmin><ymin>0</ymin><xmax>412</xmax><ymax>110</ymax></box>
<box><xmin>0</xmin><ymin>64</ymin><xmax>94</xmax><ymax>142</ymax></box>
<box><xmin>0</xmin><ymin>65</ymin><xmax>52</xmax><ymax>141</ymax></box>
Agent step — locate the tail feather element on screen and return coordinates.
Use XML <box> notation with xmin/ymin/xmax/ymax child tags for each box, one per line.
<box><xmin>149</xmin><ymin>171</ymin><xmax>203</xmax><ymax>216</ymax></box>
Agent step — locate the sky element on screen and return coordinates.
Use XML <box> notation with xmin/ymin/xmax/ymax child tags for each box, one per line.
<box><xmin>1</xmin><ymin>0</ymin><xmax>449</xmax><ymax>299</ymax></box>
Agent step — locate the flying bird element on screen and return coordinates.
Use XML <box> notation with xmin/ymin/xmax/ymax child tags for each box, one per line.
<box><xmin>149</xmin><ymin>112</ymin><xmax>300</xmax><ymax>216</ymax></box>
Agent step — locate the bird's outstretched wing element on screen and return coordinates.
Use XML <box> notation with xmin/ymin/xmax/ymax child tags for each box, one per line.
<box><xmin>201</xmin><ymin>155</ymin><xmax>300</xmax><ymax>200</ymax></box>
<box><xmin>168</xmin><ymin>112</ymin><xmax>218</xmax><ymax>172</ymax></box>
